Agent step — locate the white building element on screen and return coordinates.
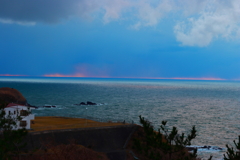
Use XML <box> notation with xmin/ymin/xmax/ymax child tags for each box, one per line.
<box><xmin>4</xmin><ymin>103</ymin><xmax>35</xmax><ymax>130</ymax></box>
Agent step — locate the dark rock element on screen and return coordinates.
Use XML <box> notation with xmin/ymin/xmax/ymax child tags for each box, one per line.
<box><xmin>74</xmin><ymin>101</ymin><xmax>98</xmax><ymax>106</ymax></box>
<box><xmin>44</xmin><ymin>105</ymin><xmax>52</xmax><ymax>108</ymax></box>
<box><xmin>202</xmin><ymin>146</ymin><xmax>211</xmax><ymax>149</ymax></box>
<box><xmin>87</xmin><ymin>101</ymin><xmax>97</xmax><ymax>105</ymax></box>
<box><xmin>186</xmin><ymin>146</ymin><xmax>223</xmax><ymax>152</ymax></box>
<box><xmin>80</xmin><ymin>102</ymin><xmax>86</xmax><ymax>105</ymax></box>
<box><xmin>42</xmin><ymin>105</ymin><xmax>56</xmax><ymax>108</ymax></box>
<box><xmin>26</xmin><ymin>103</ymin><xmax>38</xmax><ymax>109</ymax></box>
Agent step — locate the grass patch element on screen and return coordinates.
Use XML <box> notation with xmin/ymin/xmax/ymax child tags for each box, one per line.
<box><xmin>30</xmin><ymin>116</ymin><xmax>127</xmax><ymax>132</ymax></box>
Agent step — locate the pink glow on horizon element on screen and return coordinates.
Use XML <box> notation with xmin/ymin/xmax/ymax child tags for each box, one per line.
<box><xmin>103</xmin><ymin>76</ymin><xmax>226</xmax><ymax>80</ymax></box>
<box><xmin>164</xmin><ymin>77</ymin><xmax>226</xmax><ymax>80</ymax></box>
<box><xmin>0</xmin><ymin>74</ymin><xmax>27</xmax><ymax>76</ymax></box>
<box><xmin>43</xmin><ymin>74</ymin><xmax>226</xmax><ymax>80</ymax></box>
<box><xmin>43</xmin><ymin>73</ymin><xmax>112</xmax><ymax>78</ymax></box>
<box><xmin>43</xmin><ymin>73</ymin><xmax>87</xmax><ymax>77</ymax></box>
<box><xmin>0</xmin><ymin>73</ymin><xmax>227</xmax><ymax>80</ymax></box>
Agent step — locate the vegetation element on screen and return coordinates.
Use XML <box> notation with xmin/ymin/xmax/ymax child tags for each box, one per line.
<box><xmin>131</xmin><ymin>116</ymin><xmax>240</xmax><ymax>160</ymax></box>
<box><xmin>224</xmin><ymin>136</ymin><xmax>240</xmax><ymax>160</ymax></box>
<box><xmin>131</xmin><ymin>115</ymin><xmax>197</xmax><ymax>160</ymax></box>
<box><xmin>0</xmin><ymin>101</ymin><xmax>28</xmax><ymax>159</ymax></box>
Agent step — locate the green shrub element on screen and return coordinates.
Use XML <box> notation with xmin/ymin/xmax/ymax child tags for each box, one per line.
<box><xmin>224</xmin><ymin>136</ymin><xmax>240</xmax><ymax>160</ymax></box>
<box><xmin>133</xmin><ymin>115</ymin><xmax>197</xmax><ymax>160</ymax></box>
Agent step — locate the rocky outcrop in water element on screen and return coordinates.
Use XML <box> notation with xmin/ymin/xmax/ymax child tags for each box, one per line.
<box><xmin>186</xmin><ymin>145</ymin><xmax>223</xmax><ymax>151</ymax></box>
<box><xmin>75</xmin><ymin>101</ymin><xmax>97</xmax><ymax>106</ymax></box>
<box><xmin>43</xmin><ymin>105</ymin><xmax>57</xmax><ymax>108</ymax></box>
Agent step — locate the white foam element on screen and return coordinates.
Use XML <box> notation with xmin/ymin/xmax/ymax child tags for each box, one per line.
<box><xmin>187</xmin><ymin>145</ymin><xmax>226</xmax><ymax>160</ymax></box>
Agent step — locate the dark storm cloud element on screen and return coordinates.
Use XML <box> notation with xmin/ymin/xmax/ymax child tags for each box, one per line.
<box><xmin>0</xmin><ymin>0</ymin><xmax>95</xmax><ymax>23</ymax></box>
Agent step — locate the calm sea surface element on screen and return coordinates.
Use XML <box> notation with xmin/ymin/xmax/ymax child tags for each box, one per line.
<box><xmin>0</xmin><ymin>77</ymin><xmax>240</xmax><ymax>159</ymax></box>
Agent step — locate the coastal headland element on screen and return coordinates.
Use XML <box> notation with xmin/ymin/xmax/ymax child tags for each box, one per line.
<box><xmin>0</xmin><ymin>87</ymin><xmax>27</xmax><ymax>104</ymax></box>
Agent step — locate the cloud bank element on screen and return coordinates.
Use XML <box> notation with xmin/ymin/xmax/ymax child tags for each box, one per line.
<box><xmin>1</xmin><ymin>0</ymin><xmax>240</xmax><ymax>46</ymax></box>
<box><xmin>174</xmin><ymin>0</ymin><xmax>240</xmax><ymax>46</ymax></box>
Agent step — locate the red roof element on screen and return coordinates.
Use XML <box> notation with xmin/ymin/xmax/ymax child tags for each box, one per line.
<box><xmin>6</xmin><ymin>103</ymin><xmax>27</xmax><ymax>108</ymax></box>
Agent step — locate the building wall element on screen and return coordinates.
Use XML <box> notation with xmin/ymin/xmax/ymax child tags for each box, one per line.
<box><xmin>4</xmin><ymin>105</ymin><xmax>35</xmax><ymax>130</ymax></box>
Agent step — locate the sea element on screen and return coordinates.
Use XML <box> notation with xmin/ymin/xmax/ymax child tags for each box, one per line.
<box><xmin>0</xmin><ymin>77</ymin><xmax>239</xmax><ymax>160</ymax></box>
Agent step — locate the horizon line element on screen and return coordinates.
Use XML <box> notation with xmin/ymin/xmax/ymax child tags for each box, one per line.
<box><xmin>0</xmin><ymin>74</ymin><xmax>234</xmax><ymax>81</ymax></box>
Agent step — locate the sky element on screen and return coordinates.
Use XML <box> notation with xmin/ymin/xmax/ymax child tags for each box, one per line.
<box><xmin>0</xmin><ymin>0</ymin><xmax>240</xmax><ymax>80</ymax></box>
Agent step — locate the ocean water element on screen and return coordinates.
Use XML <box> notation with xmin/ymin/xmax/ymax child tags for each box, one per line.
<box><xmin>0</xmin><ymin>77</ymin><xmax>240</xmax><ymax>160</ymax></box>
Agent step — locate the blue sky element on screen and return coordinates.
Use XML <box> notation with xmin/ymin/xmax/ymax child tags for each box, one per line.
<box><xmin>0</xmin><ymin>0</ymin><xmax>240</xmax><ymax>80</ymax></box>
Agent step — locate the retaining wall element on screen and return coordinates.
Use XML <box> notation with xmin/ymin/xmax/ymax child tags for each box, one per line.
<box><xmin>26</xmin><ymin>125</ymin><xmax>137</xmax><ymax>153</ymax></box>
